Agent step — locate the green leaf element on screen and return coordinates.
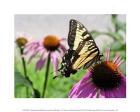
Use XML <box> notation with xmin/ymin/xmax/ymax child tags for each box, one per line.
<box><xmin>15</xmin><ymin>71</ymin><xmax>32</xmax><ymax>88</ymax></box>
<box><xmin>32</xmin><ymin>88</ymin><xmax>41</xmax><ymax>98</ymax></box>
<box><xmin>111</xmin><ymin>15</ymin><xmax>126</xmax><ymax>32</ymax></box>
<box><xmin>111</xmin><ymin>42</ymin><xmax>126</xmax><ymax>51</ymax></box>
<box><xmin>117</xmin><ymin>21</ymin><xmax>126</xmax><ymax>32</ymax></box>
<box><xmin>119</xmin><ymin>51</ymin><xmax>126</xmax><ymax>60</ymax></box>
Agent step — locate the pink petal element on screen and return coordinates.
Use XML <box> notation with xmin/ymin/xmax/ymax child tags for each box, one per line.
<box><xmin>28</xmin><ymin>48</ymin><xmax>44</xmax><ymax>63</ymax></box>
<box><xmin>117</xmin><ymin>60</ymin><xmax>124</xmax><ymax>67</ymax></box>
<box><xmin>113</xmin><ymin>53</ymin><xmax>121</xmax><ymax>64</ymax></box>
<box><xmin>103</xmin><ymin>76</ymin><xmax>126</xmax><ymax>98</ymax></box>
<box><xmin>60</xmin><ymin>37</ymin><xmax>67</xmax><ymax>41</ymax></box>
<box><xmin>59</xmin><ymin>44</ymin><xmax>67</xmax><ymax>54</ymax></box>
<box><xmin>69</xmin><ymin>89</ymin><xmax>78</xmax><ymax>98</ymax></box>
<box><xmin>99</xmin><ymin>90</ymin><xmax>106</xmax><ymax>98</ymax></box>
<box><xmin>78</xmin><ymin>83</ymin><xmax>97</xmax><ymax>98</ymax></box>
<box><xmin>35</xmin><ymin>51</ymin><xmax>48</xmax><ymax>71</ymax></box>
<box><xmin>113</xmin><ymin>77</ymin><xmax>126</xmax><ymax>98</ymax></box>
<box><xmin>104</xmin><ymin>90</ymin><xmax>114</xmax><ymax>98</ymax></box>
<box><xmin>105</xmin><ymin>48</ymin><xmax>110</xmax><ymax>61</ymax></box>
<box><xmin>25</xmin><ymin>41</ymin><xmax>38</xmax><ymax>48</ymax></box>
<box><xmin>24</xmin><ymin>41</ymin><xmax>40</xmax><ymax>54</ymax></box>
<box><xmin>69</xmin><ymin>71</ymin><xmax>97</xmax><ymax>98</ymax></box>
<box><xmin>89</xmin><ymin>88</ymin><xmax>97</xmax><ymax>98</ymax></box>
<box><xmin>50</xmin><ymin>52</ymin><xmax>59</xmax><ymax>75</ymax></box>
<box><xmin>75</xmin><ymin>81</ymin><xmax>91</xmax><ymax>94</ymax></box>
<box><xmin>36</xmin><ymin>58</ymin><xmax>46</xmax><ymax>71</ymax></box>
<box><xmin>79</xmin><ymin>71</ymin><xmax>92</xmax><ymax>83</ymax></box>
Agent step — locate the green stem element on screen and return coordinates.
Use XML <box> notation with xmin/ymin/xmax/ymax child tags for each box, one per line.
<box><xmin>20</xmin><ymin>48</ymin><xmax>28</xmax><ymax>78</ymax></box>
<box><xmin>42</xmin><ymin>53</ymin><xmax>51</xmax><ymax>98</ymax></box>
<box><xmin>20</xmin><ymin>47</ymin><xmax>29</xmax><ymax>97</ymax></box>
<box><xmin>18</xmin><ymin>47</ymin><xmax>40</xmax><ymax>98</ymax></box>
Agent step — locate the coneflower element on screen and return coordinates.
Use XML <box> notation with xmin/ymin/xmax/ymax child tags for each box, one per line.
<box><xmin>24</xmin><ymin>35</ymin><xmax>66</xmax><ymax>97</ymax></box>
<box><xmin>69</xmin><ymin>48</ymin><xmax>126</xmax><ymax>98</ymax></box>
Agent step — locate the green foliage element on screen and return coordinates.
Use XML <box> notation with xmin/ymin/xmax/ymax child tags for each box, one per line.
<box><xmin>15</xmin><ymin>65</ymin><xmax>41</xmax><ymax>98</ymax></box>
<box><xmin>111</xmin><ymin>14</ymin><xmax>126</xmax><ymax>32</ymax></box>
<box><xmin>15</xmin><ymin>71</ymin><xmax>32</xmax><ymax>88</ymax></box>
<box><xmin>15</xmin><ymin>60</ymin><xmax>86</xmax><ymax>98</ymax></box>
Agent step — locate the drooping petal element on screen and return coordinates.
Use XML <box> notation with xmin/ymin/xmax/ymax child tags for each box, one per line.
<box><xmin>78</xmin><ymin>83</ymin><xmax>97</xmax><ymax>98</ymax></box>
<box><xmin>78</xmin><ymin>71</ymin><xmax>93</xmax><ymax>84</ymax></box>
<box><xmin>69</xmin><ymin>48</ymin><xmax>126</xmax><ymax>98</ymax></box>
<box><xmin>35</xmin><ymin>51</ymin><xmax>48</xmax><ymax>71</ymax></box>
<box><xmin>99</xmin><ymin>90</ymin><xmax>106</xmax><ymax>98</ymax></box>
<box><xmin>59</xmin><ymin>44</ymin><xmax>67</xmax><ymax>54</ymax></box>
<box><xmin>69</xmin><ymin>71</ymin><xmax>97</xmax><ymax>98</ymax></box>
<box><xmin>24</xmin><ymin>43</ymin><xmax>35</xmax><ymax>55</ymax></box>
<box><xmin>25</xmin><ymin>41</ymin><xmax>38</xmax><ymax>48</ymax></box>
<box><xmin>24</xmin><ymin>41</ymin><xmax>40</xmax><ymax>54</ymax></box>
<box><xmin>28</xmin><ymin>48</ymin><xmax>44</xmax><ymax>64</ymax></box>
<box><xmin>89</xmin><ymin>88</ymin><xmax>98</xmax><ymax>98</ymax></box>
<box><xmin>103</xmin><ymin>76</ymin><xmax>126</xmax><ymax>98</ymax></box>
<box><xmin>69</xmin><ymin>87</ymin><xmax>78</xmax><ymax>98</ymax></box>
<box><xmin>36</xmin><ymin>58</ymin><xmax>46</xmax><ymax>71</ymax></box>
<box><xmin>69</xmin><ymin>77</ymin><xmax>89</xmax><ymax>97</ymax></box>
<box><xmin>50</xmin><ymin>52</ymin><xmax>59</xmax><ymax>75</ymax></box>
<box><xmin>112</xmin><ymin>76</ymin><xmax>126</xmax><ymax>98</ymax></box>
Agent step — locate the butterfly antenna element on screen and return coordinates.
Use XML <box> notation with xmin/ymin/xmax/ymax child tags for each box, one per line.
<box><xmin>52</xmin><ymin>68</ymin><xmax>63</xmax><ymax>79</ymax></box>
<box><xmin>53</xmin><ymin>75</ymin><xmax>57</xmax><ymax>79</ymax></box>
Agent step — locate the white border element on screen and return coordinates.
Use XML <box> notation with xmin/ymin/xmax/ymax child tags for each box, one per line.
<box><xmin>0</xmin><ymin>0</ymin><xmax>140</xmax><ymax>112</ymax></box>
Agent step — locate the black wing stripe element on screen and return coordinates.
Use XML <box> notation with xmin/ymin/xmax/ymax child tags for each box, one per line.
<box><xmin>82</xmin><ymin>31</ymin><xmax>88</xmax><ymax>36</ymax></box>
<box><xmin>68</xmin><ymin>20</ymin><xmax>77</xmax><ymax>49</ymax></box>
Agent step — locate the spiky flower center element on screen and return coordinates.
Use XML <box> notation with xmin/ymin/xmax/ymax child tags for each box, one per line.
<box><xmin>92</xmin><ymin>61</ymin><xmax>121</xmax><ymax>90</ymax></box>
<box><xmin>43</xmin><ymin>35</ymin><xmax>60</xmax><ymax>51</ymax></box>
<box><xmin>16</xmin><ymin>37</ymin><xmax>28</xmax><ymax>47</ymax></box>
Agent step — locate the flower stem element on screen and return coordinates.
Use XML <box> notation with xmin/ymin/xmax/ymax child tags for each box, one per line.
<box><xmin>20</xmin><ymin>47</ymin><xmax>29</xmax><ymax>97</ymax></box>
<box><xmin>42</xmin><ymin>53</ymin><xmax>51</xmax><ymax>98</ymax></box>
<box><xmin>18</xmin><ymin>47</ymin><xmax>40</xmax><ymax>98</ymax></box>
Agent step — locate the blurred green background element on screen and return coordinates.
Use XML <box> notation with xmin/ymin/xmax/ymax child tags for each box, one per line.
<box><xmin>14</xmin><ymin>14</ymin><xmax>126</xmax><ymax>98</ymax></box>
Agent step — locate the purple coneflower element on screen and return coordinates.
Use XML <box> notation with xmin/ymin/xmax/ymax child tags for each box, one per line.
<box><xmin>69</xmin><ymin>49</ymin><xmax>126</xmax><ymax>98</ymax></box>
<box><xmin>24</xmin><ymin>35</ymin><xmax>66</xmax><ymax>97</ymax></box>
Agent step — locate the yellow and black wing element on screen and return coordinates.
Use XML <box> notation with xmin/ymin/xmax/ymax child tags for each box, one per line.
<box><xmin>68</xmin><ymin>19</ymin><xmax>101</xmax><ymax>70</ymax></box>
<box><xmin>59</xmin><ymin>19</ymin><xmax>102</xmax><ymax>77</ymax></box>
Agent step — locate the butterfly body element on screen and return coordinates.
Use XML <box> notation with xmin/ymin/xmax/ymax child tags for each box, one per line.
<box><xmin>59</xmin><ymin>19</ymin><xmax>102</xmax><ymax>77</ymax></box>
<box><xmin>60</xmin><ymin>49</ymin><xmax>77</xmax><ymax>77</ymax></box>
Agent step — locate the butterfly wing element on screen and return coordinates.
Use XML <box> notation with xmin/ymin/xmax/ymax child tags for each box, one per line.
<box><xmin>59</xmin><ymin>19</ymin><xmax>101</xmax><ymax>77</ymax></box>
<box><xmin>68</xmin><ymin>19</ymin><xmax>95</xmax><ymax>50</ymax></box>
<box><xmin>68</xmin><ymin>19</ymin><xmax>101</xmax><ymax>70</ymax></box>
<box><xmin>59</xmin><ymin>49</ymin><xmax>77</xmax><ymax>77</ymax></box>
